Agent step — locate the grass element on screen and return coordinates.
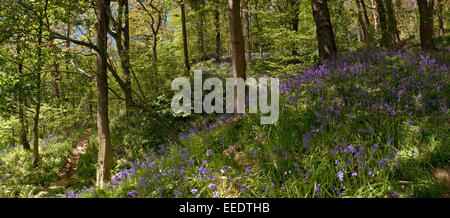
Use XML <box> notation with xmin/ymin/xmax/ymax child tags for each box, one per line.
<box><xmin>0</xmin><ymin>133</ymin><xmax>75</xmax><ymax>197</ymax></box>
<box><xmin>0</xmin><ymin>48</ymin><xmax>447</xmax><ymax>198</ymax></box>
<box><xmin>55</xmin><ymin>48</ymin><xmax>449</xmax><ymax>198</ymax></box>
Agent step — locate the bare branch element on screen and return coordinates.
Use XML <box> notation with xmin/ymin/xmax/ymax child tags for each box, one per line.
<box><xmin>70</xmin><ymin>59</ymin><xmax>95</xmax><ymax>79</ymax></box>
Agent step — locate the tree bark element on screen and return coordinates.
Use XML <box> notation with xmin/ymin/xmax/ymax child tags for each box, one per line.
<box><xmin>371</xmin><ymin>0</ymin><xmax>379</xmax><ymax>33</ymax></box>
<box><xmin>197</xmin><ymin>1</ymin><xmax>206</xmax><ymax>62</ymax></box>
<box><xmin>228</xmin><ymin>0</ymin><xmax>247</xmax><ymax>111</ymax></box>
<box><xmin>33</xmin><ymin>15</ymin><xmax>44</xmax><ymax>167</ymax></box>
<box><xmin>181</xmin><ymin>1</ymin><xmax>190</xmax><ymax>75</ymax></box>
<box><xmin>243</xmin><ymin>0</ymin><xmax>252</xmax><ymax>62</ymax></box>
<box><xmin>385</xmin><ymin>0</ymin><xmax>400</xmax><ymax>43</ymax></box>
<box><xmin>289</xmin><ymin>0</ymin><xmax>300</xmax><ymax>56</ymax></box>
<box><xmin>214</xmin><ymin>6</ymin><xmax>221</xmax><ymax>62</ymax></box>
<box><xmin>11</xmin><ymin>128</ymin><xmax>15</xmax><ymax>147</ymax></box>
<box><xmin>356</xmin><ymin>0</ymin><xmax>371</xmax><ymax>48</ymax></box>
<box><xmin>16</xmin><ymin>44</ymin><xmax>30</xmax><ymax>151</ymax></box>
<box><xmin>375</xmin><ymin>0</ymin><xmax>392</xmax><ymax>47</ymax></box>
<box><xmin>311</xmin><ymin>0</ymin><xmax>337</xmax><ymax>65</ymax></box>
<box><xmin>436</xmin><ymin>0</ymin><xmax>444</xmax><ymax>37</ymax></box>
<box><xmin>417</xmin><ymin>0</ymin><xmax>435</xmax><ymax>51</ymax></box>
<box><xmin>360</xmin><ymin>0</ymin><xmax>372</xmax><ymax>29</ymax></box>
<box><xmin>123</xmin><ymin>0</ymin><xmax>132</xmax><ymax>112</ymax></box>
<box><xmin>111</xmin><ymin>0</ymin><xmax>133</xmax><ymax>113</ymax></box>
<box><xmin>49</xmin><ymin>36</ymin><xmax>61</xmax><ymax>108</ymax></box>
<box><xmin>95</xmin><ymin>0</ymin><xmax>112</xmax><ymax>185</ymax></box>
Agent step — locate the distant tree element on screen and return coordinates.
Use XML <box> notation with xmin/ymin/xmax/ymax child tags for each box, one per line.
<box><xmin>288</xmin><ymin>0</ymin><xmax>300</xmax><ymax>56</ymax></box>
<box><xmin>180</xmin><ymin>0</ymin><xmax>191</xmax><ymax>75</ymax></box>
<box><xmin>15</xmin><ymin>42</ymin><xmax>30</xmax><ymax>151</ymax></box>
<box><xmin>356</xmin><ymin>0</ymin><xmax>371</xmax><ymax>48</ymax></box>
<box><xmin>311</xmin><ymin>0</ymin><xmax>337</xmax><ymax>65</ymax></box>
<box><xmin>213</xmin><ymin>0</ymin><xmax>222</xmax><ymax>62</ymax></box>
<box><xmin>32</xmin><ymin>10</ymin><xmax>44</xmax><ymax>167</ymax></box>
<box><xmin>188</xmin><ymin>0</ymin><xmax>207</xmax><ymax>62</ymax></box>
<box><xmin>110</xmin><ymin>0</ymin><xmax>133</xmax><ymax>113</ymax></box>
<box><xmin>417</xmin><ymin>0</ymin><xmax>435</xmax><ymax>51</ymax></box>
<box><xmin>137</xmin><ymin>0</ymin><xmax>164</xmax><ymax>62</ymax></box>
<box><xmin>436</xmin><ymin>0</ymin><xmax>444</xmax><ymax>37</ymax></box>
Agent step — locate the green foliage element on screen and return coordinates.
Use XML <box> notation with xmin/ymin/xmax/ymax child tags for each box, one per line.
<box><xmin>0</xmin><ymin>134</ymin><xmax>73</xmax><ymax>197</ymax></box>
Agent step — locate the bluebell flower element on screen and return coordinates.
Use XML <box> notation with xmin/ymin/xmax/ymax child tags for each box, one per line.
<box><xmin>336</xmin><ymin>170</ymin><xmax>345</xmax><ymax>181</ymax></box>
<box><xmin>315</xmin><ymin>184</ymin><xmax>321</xmax><ymax>196</ymax></box>
<box><xmin>208</xmin><ymin>183</ymin><xmax>217</xmax><ymax>190</ymax></box>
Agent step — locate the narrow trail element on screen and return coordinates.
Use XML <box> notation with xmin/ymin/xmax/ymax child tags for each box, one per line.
<box><xmin>37</xmin><ymin>128</ymin><xmax>92</xmax><ymax>197</ymax></box>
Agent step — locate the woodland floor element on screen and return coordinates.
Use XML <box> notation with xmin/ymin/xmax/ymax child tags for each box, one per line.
<box><xmin>37</xmin><ymin>128</ymin><xmax>92</xmax><ymax>197</ymax></box>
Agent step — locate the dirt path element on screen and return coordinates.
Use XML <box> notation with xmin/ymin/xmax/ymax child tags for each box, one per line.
<box><xmin>37</xmin><ymin>128</ymin><xmax>92</xmax><ymax>197</ymax></box>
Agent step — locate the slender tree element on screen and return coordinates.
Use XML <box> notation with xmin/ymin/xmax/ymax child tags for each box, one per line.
<box><xmin>180</xmin><ymin>0</ymin><xmax>191</xmax><ymax>75</ymax></box>
<box><xmin>214</xmin><ymin>1</ymin><xmax>221</xmax><ymax>62</ymax></box>
<box><xmin>95</xmin><ymin>0</ymin><xmax>113</xmax><ymax>185</ymax></box>
<box><xmin>311</xmin><ymin>0</ymin><xmax>337</xmax><ymax>65</ymax></box>
<box><xmin>288</xmin><ymin>0</ymin><xmax>300</xmax><ymax>56</ymax></box>
<box><xmin>243</xmin><ymin>0</ymin><xmax>251</xmax><ymax>62</ymax></box>
<box><xmin>436</xmin><ymin>0</ymin><xmax>444</xmax><ymax>37</ymax></box>
<box><xmin>137</xmin><ymin>0</ymin><xmax>163</xmax><ymax>62</ymax></box>
<box><xmin>32</xmin><ymin>12</ymin><xmax>44</xmax><ymax>167</ymax></box>
<box><xmin>48</xmin><ymin>35</ymin><xmax>61</xmax><ymax>108</ymax></box>
<box><xmin>110</xmin><ymin>0</ymin><xmax>133</xmax><ymax>113</ymax></box>
<box><xmin>15</xmin><ymin>42</ymin><xmax>30</xmax><ymax>151</ymax></box>
<box><xmin>371</xmin><ymin>0</ymin><xmax>379</xmax><ymax>33</ymax></box>
<box><xmin>356</xmin><ymin>0</ymin><xmax>371</xmax><ymax>48</ymax></box>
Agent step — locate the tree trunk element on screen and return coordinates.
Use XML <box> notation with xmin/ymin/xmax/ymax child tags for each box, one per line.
<box><xmin>152</xmin><ymin>36</ymin><xmax>158</xmax><ymax>62</ymax></box>
<box><xmin>16</xmin><ymin>44</ymin><xmax>30</xmax><ymax>151</ymax></box>
<box><xmin>123</xmin><ymin>0</ymin><xmax>132</xmax><ymax>112</ymax></box>
<box><xmin>371</xmin><ymin>0</ymin><xmax>379</xmax><ymax>33</ymax></box>
<box><xmin>95</xmin><ymin>0</ymin><xmax>112</xmax><ymax>185</ymax></box>
<box><xmin>181</xmin><ymin>1</ymin><xmax>190</xmax><ymax>75</ymax></box>
<box><xmin>198</xmin><ymin>2</ymin><xmax>206</xmax><ymax>62</ymax></box>
<box><xmin>11</xmin><ymin>127</ymin><xmax>15</xmax><ymax>147</ymax></box>
<box><xmin>311</xmin><ymin>0</ymin><xmax>337</xmax><ymax>65</ymax></box>
<box><xmin>18</xmin><ymin>97</ymin><xmax>29</xmax><ymax>150</ymax></box>
<box><xmin>289</xmin><ymin>0</ymin><xmax>300</xmax><ymax>56</ymax></box>
<box><xmin>361</xmin><ymin>0</ymin><xmax>372</xmax><ymax>29</ymax></box>
<box><xmin>32</xmin><ymin>15</ymin><xmax>44</xmax><ymax>167</ymax></box>
<box><xmin>356</xmin><ymin>0</ymin><xmax>371</xmax><ymax>48</ymax></box>
<box><xmin>214</xmin><ymin>6</ymin><xmax>221</xmax><ymax>62</ymax></box>
<box><xmin>111</xmin><ymin>0</ymin><xmax>133</xmax><ymax>113</ymax></box>
<box><xmin>361</xmin><ymin>0</ymin><xmax>375</xmax><ymax>41</ymax></box>
<box><xmin>228</xmin><ymin>0</ymin><xmax>247</xmax><ymax>111</ymax></box>
<box><xmin>385</xmin><ymin>0</ymin><xmax>400</xmax><ymax>43</ymax></box>
<box><xmin>436</xmin><ymin>0</ymin><xmax>444</xmax><ymax>37</ymax></box>
<box><xmin>51</xmin><ymin>63</ymin><xmax>61</xmax><ymax>108</ymax></box>
<box><xmin>254</xmin><ymin>0</ymin><xmax>263</xmax><ymax>58</ymax></box>
<box><xmin>243</xmin><ymin>0</ymin><xmax>252</xmax><ymax>62</ymax></box>
<box><xmin>48</xmin><ymin>36</ymin><xmax>61</xmax><ymax>108</ymax></box>
<box><xmin>417</xmin><ymin>0</ymin><xmax>435</xmax><ymax>51</ymax></box>
<box><xmin>375</xmin><ymin>0</ymin><xmax>392</xmax><ymax>47</ymax></box>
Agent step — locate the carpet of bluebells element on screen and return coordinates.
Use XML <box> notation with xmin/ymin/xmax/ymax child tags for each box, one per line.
<box><xmin>13</xmin><ymin>48</ymin><xmax>450</xmax><ymax>198</ymax></box>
